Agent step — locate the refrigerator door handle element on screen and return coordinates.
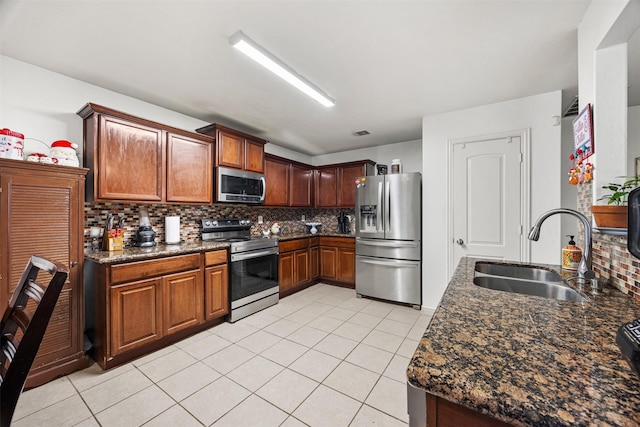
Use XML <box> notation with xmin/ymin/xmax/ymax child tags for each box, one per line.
<box><xmin>357</xmin><ymin>257</ymin><xmax>419</xmax><ymax>268</ymax></box>
<box><xmin>356</xmin><ymin>238</ymin><xmax>419</xmax><ymax>249</ymax></box>
<box><xmin>385</xmin><ymin>180</ymin><xmax>391</xmax><ymax>234</ymax></box>
<box><xmin>377</xmin><ymin>181</ymin><xmax>384</xmax><ymax>233</ymax></box>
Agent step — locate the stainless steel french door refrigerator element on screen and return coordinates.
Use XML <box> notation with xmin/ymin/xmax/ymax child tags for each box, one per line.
<box><xmin>355</xmin><ymin>172</ymin><xmax>421</xmax><ymax>307</ymax></box>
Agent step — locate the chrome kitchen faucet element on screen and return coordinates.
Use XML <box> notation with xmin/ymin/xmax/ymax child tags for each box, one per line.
<box><xmin>528</xmin><ymin>208</ymin><xmax>595</xmax><ymax>285</ymax></box>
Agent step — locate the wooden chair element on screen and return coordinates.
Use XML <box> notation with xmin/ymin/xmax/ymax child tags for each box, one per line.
<box><xmin>1</xmin><ymin>256</ymin><xmax>69</xmax><ymax>427</ymax></box>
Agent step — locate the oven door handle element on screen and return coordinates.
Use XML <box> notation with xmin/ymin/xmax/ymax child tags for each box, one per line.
<box><xmin>231</xmin><ymin>247</ymin><xmax>279</xmax><ymax>262</ymax></box>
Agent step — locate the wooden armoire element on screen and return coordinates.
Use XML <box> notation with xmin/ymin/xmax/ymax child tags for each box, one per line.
<box><xmin>0</xmin><ymin>158</ymin><xmax>90</xmax><ymax>387</ymax></box>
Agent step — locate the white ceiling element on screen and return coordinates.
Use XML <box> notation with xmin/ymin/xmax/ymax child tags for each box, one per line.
<box><xmin>1</xmin><ymin>0</ymin><xmax>635</xmax><ymax>156</ymax></box>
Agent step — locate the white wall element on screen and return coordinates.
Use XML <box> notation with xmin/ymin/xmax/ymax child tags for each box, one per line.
<box><xmin>0</xmin><ymin>56</ymin><xmax>213</xmax><ymax>162</ymax></box>
<box><xmin>311</xmin><ymin>139</ymin><xmax>422</xmax><ymax>173</ymax></box>
<box><xmin>421</xmin><ymin>91</ymin><xmax>562</xmax><ymax>310</ymax></box>
<box><xmin>264</xmin><ymin>143</ymin><xmax>313</xmax><ymax>165</ymax></box>
<box><xmin>628</xmin><ymin>105</ymin><xmax>640</xmax><ymax>175</ymax></box>
<box><xmin>561</xmin><ymin>116</ymin><xmax>579</xmax><ymax>238</ymax></box>
<box><xmin>578</xmin><ymin>0</ymin><xmax>639</xmax><ymax>201</ymax></box>
<box><xmin>1</xmin><ymin>55</ymin><xmax>417</xmax><ymax>172</ymax></box>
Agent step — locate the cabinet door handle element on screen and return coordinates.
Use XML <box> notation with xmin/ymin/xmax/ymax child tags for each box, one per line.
<box><xmin>70</xmin><ymin>261</ymin><xmax>78</xmax><ymax>267</ymax></box>
<box><xmin>456</xmin><ymin>239</ymin><xmax>464</xmax><ymax>246</ymax></box>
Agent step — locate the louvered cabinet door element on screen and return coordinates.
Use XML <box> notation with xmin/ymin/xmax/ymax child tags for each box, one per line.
<box><xmin>0</xmin><ymin>160</ymin><xmax>87</xmax><ymax>387</ymax></box>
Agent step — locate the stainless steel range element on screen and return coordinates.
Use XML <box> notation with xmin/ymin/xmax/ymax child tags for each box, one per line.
<box><xmin>201</xmin><ymin>218</ymin><xmax>279</xmax><ymax>322</ymax></box>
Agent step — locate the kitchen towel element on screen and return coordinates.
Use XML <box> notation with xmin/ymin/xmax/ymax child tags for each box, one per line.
<box><xmin>165</xmin><ymin>216</ymin><xmax>180</xmax><ymax>244</ymax></box>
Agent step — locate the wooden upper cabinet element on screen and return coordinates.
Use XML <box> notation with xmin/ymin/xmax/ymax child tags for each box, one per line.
<box><xmin>316</xmin><ymin>161</ymin><xmax>375</xmax><ymax>208</ymax></box>
<box><xmin>265</xmin><ymin>155</ymin><xmax>290</xmax><ymax>206</ymax></box>
<box><xmin>290</xmin><ymin>164</ymin><xmax>313</xmax><ymax>207</ymax></box>
<box><xmin>98</xmin><ymin>115</ymin><xmax>164</xmax><ymax>202</ymax></box>
<box><xmin>217</xmin><ymin>130</ymin><xmax>244</xmax><ymax>169</ymax></box>
<box><xmin>315</xmin><ymin>166</ymin><xmax>338</xmax><ymax>208</ymax></box>
<box><xmin>265</xmin><ymin>154</ymin><xmax>313</xmax><ymax>207</ymax></box>
<box><xmin>196</xmin><ymin>124</ymin><xmax>266</xmax><ymax>173</ymax></box>
<box><xmin>245</xmin><ymin>139</ymin><xmax>266</xmax><ymax>173</ymax></box>
<box><xmin>78</xmin><ymin>103</ymin><xmax>214</xmax><ymax>204</ymax></box>
<box><xmin>166</xmin><ymin>132</ymin><xmax>213</xmax><ymax>203</ymax></box>
<box><xmin>338</xmin><ymin>164</ymin><xmax>366</xmax><ymax>207</ymax></box>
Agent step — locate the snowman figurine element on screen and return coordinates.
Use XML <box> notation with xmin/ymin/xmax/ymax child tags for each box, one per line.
<box><xmin>49</xmin><ymin>140</ymin><xmax>80</xmax><ymax>167</ymax></box>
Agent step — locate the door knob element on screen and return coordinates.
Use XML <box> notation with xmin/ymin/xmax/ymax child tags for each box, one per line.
<box><xmin>456</xmin><ymin>239</ymin><xmax>464</xmax><ymax>246</ymax></box>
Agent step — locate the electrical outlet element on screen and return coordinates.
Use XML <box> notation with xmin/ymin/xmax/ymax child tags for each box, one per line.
<box><xmin>301</xmin><ymin>214</ymin><xmax>306</xmax><ymax>221</ymax></box>
<box><xmin>258</xmin><ymin>215</ymin><xmax>263</xmax><ymax>224</ymax></box>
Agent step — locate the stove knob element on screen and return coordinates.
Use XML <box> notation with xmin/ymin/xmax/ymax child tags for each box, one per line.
<box><xmin>204</xmin><ymin>221</ymin><xmax>211</xmax><ymax>227</ymax></box>
<box><xmin>212</xmin><ymin>221</ymin><xmax>218</xmax><ymax>227</ymax></box>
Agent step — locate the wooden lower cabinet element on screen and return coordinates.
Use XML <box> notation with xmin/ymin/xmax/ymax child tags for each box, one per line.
<box><xmin>163</xmin><ymin>270</ymin><xmax>203</xmax><ymax>335</ymax></box>
<box><xmin>86</xmin><ymin>251</ymin><xmax>227</xmax><ymax>369</ymax></box>
<box><xmin>110</xmin><ymin>278</ymin><xmax>163</xmax><ymax>357</ymax></box>
<box><xmin>204</xmin><ymin>250</ymin><xmax>229</xmax><ymax>320</ymax></box>
<box><xmin>279</xmin><ymin>251</ymin><xmax>295</xmax><ymax>291</ymax></box>
<box><xmin>319</xmin><ymin>237</ymin><xmax>356</xmax><ymax>286</ymax></box>
<box><xmin>319</xmin><ymin>246</ymin><xmax>338</xmax><ymax>279</ymax></box>
<box><xmin>426</xmin><ymin>393</ymin><xmax>513</xmax><ymax>427</ymax></box>
<box><xmin>309</xmin><ymin>238</ymin><xmax>319</xmax><ymax>280</ymax></box>
<box><xmin>278</xmin><ymin>238</ymin><xmax>313</xmax><ymax>295</ymax></box>
<box><xmin>279</xmin><ymin>236</ymin><xmax>355</xmax><ymax>293</ymax></box>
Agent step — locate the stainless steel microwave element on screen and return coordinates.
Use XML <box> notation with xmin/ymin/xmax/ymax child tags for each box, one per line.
<box><xmin>216</xmin><ymin>166</ymin><xmax>266</xmax><ymax>204</ymax></box>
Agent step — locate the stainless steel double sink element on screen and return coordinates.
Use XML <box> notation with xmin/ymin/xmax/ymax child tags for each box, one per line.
<box><xmin>473</xmin><ymin>262</ymin><xmax>589</xmax><ymax>302</ymax></box>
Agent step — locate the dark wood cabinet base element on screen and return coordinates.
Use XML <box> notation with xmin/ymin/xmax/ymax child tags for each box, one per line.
<box><xmin>426</xmin><ymin>393</ymin><xmax>513</xmax><ymax>427</ymax></box>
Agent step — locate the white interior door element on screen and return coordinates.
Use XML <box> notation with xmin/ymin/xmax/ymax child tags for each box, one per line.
<box><xmin>450</xmin><ymin>131</ymin><xmax>527</xmax><ymax>272</ymax></box>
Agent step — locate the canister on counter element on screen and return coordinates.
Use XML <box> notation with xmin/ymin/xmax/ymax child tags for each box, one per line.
<box><xmin>391</xmin><ymin>159</ymin><xmax>402</xmax><ymax>174</ymax></box>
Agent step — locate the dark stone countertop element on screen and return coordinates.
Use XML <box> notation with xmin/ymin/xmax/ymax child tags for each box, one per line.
<box><xmin>407</xmin><ymin>256</ymin><xmax>640</xmax><ymax>427</ymax></box>
<box><xmin>84</xmin><ymin>241</ymin><xmax>230</xmax><ymax>264</ymax></box>
<box><xmin>275</xmin><ymin>232</ymin><xmax>355</xmax><ymax>241</ymax></box>
<box><xmin>84</xmin><ymin>232</ymin><xmax>355</xmax><ymax>264</ymax></box>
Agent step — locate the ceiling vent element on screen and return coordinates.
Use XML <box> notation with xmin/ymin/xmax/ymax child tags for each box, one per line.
<box><xmin>563</xmin><ymin>96</ymin><xmax>579</xmax><ymax>117</ymax></box>
<box><xmin>352</xmin><ymin>130</ymin><xmax>370</xmax><ymax>137</ymax></box>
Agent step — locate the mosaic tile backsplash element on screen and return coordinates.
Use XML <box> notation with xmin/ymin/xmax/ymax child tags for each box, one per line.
<box><xmin>578</xmin><ymin>181</ymin><xmax>639</xmax><ymax>301</ymax></box>
<box><xmin>84</xmin><ymin>202</ymin><xmax>354</xmax><ymax>249</ymax></box>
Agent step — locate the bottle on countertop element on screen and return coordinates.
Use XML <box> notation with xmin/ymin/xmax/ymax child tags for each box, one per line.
<box><xmin>562</xmin><ymin>235</ymin><xmax>582</xmax><ymax>271</ymax></box>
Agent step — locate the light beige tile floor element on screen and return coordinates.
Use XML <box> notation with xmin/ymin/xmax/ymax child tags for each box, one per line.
<box><xmin>11</xmin><ymin>284</ymin><xmax>432</xmax><ymax>426</ymax></box>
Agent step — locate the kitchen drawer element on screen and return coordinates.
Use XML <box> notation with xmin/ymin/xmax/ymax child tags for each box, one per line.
<box><xmin>356</xmin><ymin>255</ymin><xmax>421</xmax><ymax>305</ymax></box>
<box><xmin>319</xmin><ymin>236</ymin><xmax>355</xmax><ymax>249</ymax></box>
<box><xmin>205</xmin><ymin>250</ymin><xmax>228</xmax><ymax>266</ymax></box>
<box><xmin>111</xmin><ymin>254</ymin><xmax>201</xmax><ymax>284</ymax></box>
<box><xmin>279</xmin><ymin>238</ymin><xmax>309</xmax><ymax>253</ymax></box>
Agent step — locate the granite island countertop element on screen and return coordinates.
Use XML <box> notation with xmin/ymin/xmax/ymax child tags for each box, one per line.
<box><xmin>407</xmin><ymin>256</ymin><xmax>640</xmax><ymax>426</ymax></box>
<box><xmin>85</xmin><ymin>232</ymin><xmax>355</xmax><ymax>264</ymax></box>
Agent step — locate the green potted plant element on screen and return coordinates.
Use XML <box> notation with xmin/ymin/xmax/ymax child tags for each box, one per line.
<box><xmin>591</xmin><ymin>175</ymin><xmax>640</xmax><ymax>228</ymax></box>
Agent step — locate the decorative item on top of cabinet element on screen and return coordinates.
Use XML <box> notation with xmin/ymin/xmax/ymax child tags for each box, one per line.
<box><xmin>264</xmin><ymin>153</ymin><xmax>314</xmax><ymax>207</ymax></box>
<box><xmin>196</xmin><ymin>123</ymin><xmax>266</xmax><ymax>173</ymax></box>
<box><xmin>315</xmin><ymin>160</ymin><xmax>375</xmax><ymax>208</ymax></box>
<box><xmin>77</xmin><ymin>103</ymin><xmax>213</xmax><ymax>204</ymax></box>
<box><xmin>0</xmin><ymin>159</ymin><xmax>90</xmax><ymax>388</ymax></box>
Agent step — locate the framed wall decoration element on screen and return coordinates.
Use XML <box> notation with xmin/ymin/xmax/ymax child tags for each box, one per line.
<box><xmin>571</xmin><ymin>104</ymin><xmax>594</xmax><ymax>163</ymax></box>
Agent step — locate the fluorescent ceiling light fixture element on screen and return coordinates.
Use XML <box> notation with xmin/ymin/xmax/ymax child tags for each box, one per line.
<box><xmin>229</xmin><ymin>31</ymin><xmax>335</xmax><ymax>107</ymax></box>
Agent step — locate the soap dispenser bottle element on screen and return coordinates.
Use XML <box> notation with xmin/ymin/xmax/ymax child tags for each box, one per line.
<box><xmin>562</xmin><ymin>235</ymin><xmax>582</xmax><ymax>271</ymax></box>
